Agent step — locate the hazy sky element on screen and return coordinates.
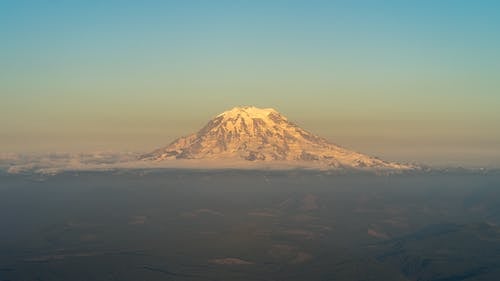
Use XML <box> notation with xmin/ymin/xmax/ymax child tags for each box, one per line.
<box><xmin>1</xmin><ymin>1</ymin><xmax>499</xmax><ymax>167</ymax></box>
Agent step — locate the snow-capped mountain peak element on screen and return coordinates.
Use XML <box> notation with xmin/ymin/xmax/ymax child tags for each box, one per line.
<box><xmin>141</xmin><ymin>106</ymin><xmax>412</xmax><ymax>170</ymax></box>
<box><xmin>217</xmin><ymin>106</ymin><xmax>280</xmax><ymax>119</ymax></box>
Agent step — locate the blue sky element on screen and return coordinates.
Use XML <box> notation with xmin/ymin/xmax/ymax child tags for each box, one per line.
<box><xmin>1</xmin><ymin>0</ymin><xmax>499</xmax><ymax>166</ymax></box>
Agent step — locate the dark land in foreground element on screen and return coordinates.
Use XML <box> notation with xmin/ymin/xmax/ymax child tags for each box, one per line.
<box><xmin>1</xmin><ymin>169</ymin><xmax>500</xmax><ymax>281</ymax></box>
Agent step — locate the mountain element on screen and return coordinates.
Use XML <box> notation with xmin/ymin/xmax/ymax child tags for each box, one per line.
<box><xmin>140</xmin><ymin>106</ymin><xmax>412</xmax><ymax>169</ymax></box>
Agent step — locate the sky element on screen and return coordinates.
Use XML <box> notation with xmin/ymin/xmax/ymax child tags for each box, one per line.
<box><xmin>1</xmin><ymin>0</ymin><xmax>499</xmax><ymax>167</ymax></box>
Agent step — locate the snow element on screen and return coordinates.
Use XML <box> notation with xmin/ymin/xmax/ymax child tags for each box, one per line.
<box><xmin>142</xmin><ymin>106</ymin><xmax>413</xmax><ymax>170</ymax></box>
<box><xmin>217</xmin><ymin>106</ymin><xmax>278</xmax><ymax>120</ymax></box>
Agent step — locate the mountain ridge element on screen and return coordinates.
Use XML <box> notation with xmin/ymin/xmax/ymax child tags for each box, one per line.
<box><xmin>141</xmin><ymin>106</ymin><xmax>413</xmax><ymax>170</ymax></box>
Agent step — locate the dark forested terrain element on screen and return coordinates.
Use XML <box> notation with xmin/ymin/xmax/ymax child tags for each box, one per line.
<box><xmin>1</xmin><ymin>170</ymin><xmax>499</xmax><ymax>281</ymax></box>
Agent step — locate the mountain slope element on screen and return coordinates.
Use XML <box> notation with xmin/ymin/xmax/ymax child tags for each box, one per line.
<box><xmin>141</xmin><ymin>106</ymin><xmax>411</xmax><ymax>169</ymax></box>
